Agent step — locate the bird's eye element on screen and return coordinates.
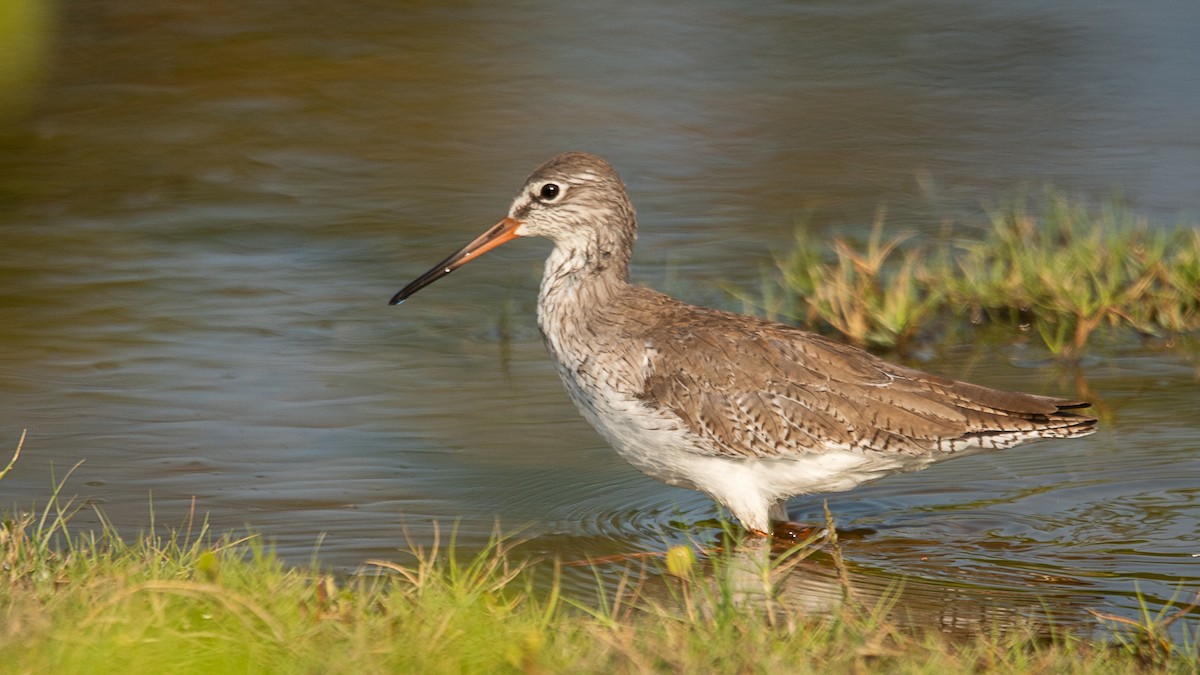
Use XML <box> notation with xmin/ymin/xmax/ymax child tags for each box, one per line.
<box><xmin>538</xmin><ymin>183</ymin><xmax>562</xmax><ymax>201</ymax></box>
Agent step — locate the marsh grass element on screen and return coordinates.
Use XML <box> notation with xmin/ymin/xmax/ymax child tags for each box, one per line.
<box><xmin>745</xmin><ymin>190</ymin><xmax>1200</xmax><ymax>358</ymax></box>
<box><xmin>3</xmin><ymin>465</ymin><xmax>1199</xmax><ymax>674</ymax></box>
<box><xmin>0</xmin><ymin>430</ymin><xmax>21</xmax><ymax>482</ymax></box>
<box><xmin>1090</xmin><ymin>589</ymin><xmax>1200</xmax><ymax>671</ymax></box>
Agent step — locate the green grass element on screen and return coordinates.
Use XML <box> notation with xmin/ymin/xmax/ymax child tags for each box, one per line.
<box><xmin>3</xmin><ymin>464</ymin><xmax>1198</xmax><ymax>673</ymax></box>
<box><xmin>743</xmin><ymin>190</ymin><xmax>1200</xmax><ymax>358</ymax></box>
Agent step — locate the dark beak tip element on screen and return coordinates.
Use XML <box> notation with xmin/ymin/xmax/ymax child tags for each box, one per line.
<box><xmin>388</xmin><ymin>216</ymin><xmax>518</xmax><ymax>309</ymax></box>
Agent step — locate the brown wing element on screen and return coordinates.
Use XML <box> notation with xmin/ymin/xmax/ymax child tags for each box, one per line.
<box><xmin>635</xmin><ymin>299</ymin><xmax>1096</xmax><ymax>460</ymax></box>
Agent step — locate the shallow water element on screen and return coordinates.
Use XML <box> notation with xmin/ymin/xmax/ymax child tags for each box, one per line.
<box><xmin>2</xmin><ymin>0</ymin><xmax>1198</xmax><ymax>636</ymax></box>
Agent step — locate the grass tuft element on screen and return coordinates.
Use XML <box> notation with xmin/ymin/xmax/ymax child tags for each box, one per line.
<box><xmin>748</xmin><ymin>190</ymin><xmax>1200</xmax><ymax>358</ymax></box>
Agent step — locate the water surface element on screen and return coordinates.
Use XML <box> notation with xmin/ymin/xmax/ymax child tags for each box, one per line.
<box><xmin>1</xmin><ymin>0</ymin><xmax>1198</xmax><ymax>635</ymax></box>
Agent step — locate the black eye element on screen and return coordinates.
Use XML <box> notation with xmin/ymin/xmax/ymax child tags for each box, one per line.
<box><xmin>538</xmin><ymin>183</ymin><xmax>561</xmax><ymax>201</ymax></box>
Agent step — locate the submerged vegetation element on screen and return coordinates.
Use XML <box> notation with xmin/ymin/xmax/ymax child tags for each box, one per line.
<box><xmin>746</xmin><ymin>190</ymin><xmax>1200</xmax><ymax>358</ymax></box>
<box><xmin>3</xmin><ymin>459</ymin><xmax>1198</xmax><ymax>673</ymax></box>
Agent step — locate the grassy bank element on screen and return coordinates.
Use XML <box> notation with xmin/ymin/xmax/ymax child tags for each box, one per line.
<box><xmin>3</xmin><ymin>475</ymin><xmax>1197</xmax><ymax>673</ymax></box>
<box><xmin>745</xmin><ymin>191</ymin><xmax>1200</xmax><ymax>358</ymax></box>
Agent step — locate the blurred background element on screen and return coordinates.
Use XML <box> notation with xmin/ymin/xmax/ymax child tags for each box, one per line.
<box><xmin>1</xmin><ymin>0</ymin><xmax>1198</xmax><ymax>630</ymax></box>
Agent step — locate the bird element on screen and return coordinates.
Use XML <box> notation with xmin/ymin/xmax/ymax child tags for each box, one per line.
<box><xmin>390</xmin><ymin>152</ymin><xmax>1097</xmax><ymax>538</ymax></box>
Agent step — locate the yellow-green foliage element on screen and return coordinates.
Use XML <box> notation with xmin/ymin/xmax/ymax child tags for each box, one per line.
<box><xmin>2</xmin><ymin>449</ymin><xmax>1195</xmax><ymax>673</ymax></box>
<box><xmin>753</xmin><ymin>191</ymin><xmax>1200</xmax><ymax>358</ymax></box>
<box><xmin>3</xmin><ymin>503</ymin><xmax>1197</xmax><ymax>674</ymax></box>
<box><xmin>0</xmin><ymin>0</ymin><xmax>54</xmax><ymax>122</ymax></box>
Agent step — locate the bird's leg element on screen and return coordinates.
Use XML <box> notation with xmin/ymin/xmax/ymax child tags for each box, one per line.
<box><xmin>763</xmin><ymin>502</ymin><xmax>824</xmax><ymax>544</ymax></box>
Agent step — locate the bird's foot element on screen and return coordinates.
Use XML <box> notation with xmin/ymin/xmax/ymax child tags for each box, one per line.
<box><xmin>770</xmin><ymin>521</ymin><xmax>827</xmax><ymax>547</ymax></box>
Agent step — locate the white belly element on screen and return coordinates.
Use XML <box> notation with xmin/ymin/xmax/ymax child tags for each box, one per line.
<box><xmin>554</xmin><ymin>361</ymin><xmax>911</xmax><ymax>533</ymax></box>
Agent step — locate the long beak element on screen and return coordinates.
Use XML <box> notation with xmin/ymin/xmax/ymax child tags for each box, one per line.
<box><xmin>389</xmin><ymin>217</ymin><xmax>523</xmax><ymax>305</ymax></box>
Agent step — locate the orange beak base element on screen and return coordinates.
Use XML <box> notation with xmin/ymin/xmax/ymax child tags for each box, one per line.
<box><xmin>390</xmin><ymin>217</ymin><xmax>522</xmax><ymax>305</ymax></box>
